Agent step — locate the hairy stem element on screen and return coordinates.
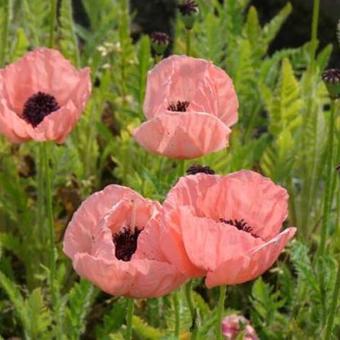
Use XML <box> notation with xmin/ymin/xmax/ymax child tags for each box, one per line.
<box><xmin>186</xmin><ymin>29</ymin><xmax>191</xmax><ymax>56</ymax></box>
<box><xmin>216</xmin><ymin>285</ymin><xmax>226</xmax><ymax>340</ymax></box>
<box><xmin>173</xmin><ymin>291</ymin><xmax>180</xmax><ymax>337</ymax></box>
<box><xmin>324</xmin><ymin>258</ymin><xmax>340</xmax><ymax>339</ymax></box>
<box><xmin>185</xmin><ymin>281</ymin><xmax>197</xmax><ymax>339</ymax></box>
<box><xmin>48</xmin><ymin>0</ymin><xmax>57</xmax><ymax>48</ymax></box>
<box><xmin>0</xmin><ymin>0</ymin><xmax>11</xmax><ymax>66</ymax></box>
<box><xmin>126</xmin><ymin>298</ymin><xmax>134</xmax><ymax>340</ymax></box>
<box><xmin>318</xmin><ymin>100</ymin><xmax>336</xmax><ymax>257</ymax></box>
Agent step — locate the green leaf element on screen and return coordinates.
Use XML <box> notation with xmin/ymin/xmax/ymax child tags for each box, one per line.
<box><xmin>58</xmin><ymin>0</ymin><xmax>80</xmax><ymax>65</ymax></box>
<box><xmin>25</xmin><ymin>288</ymin><xmax>52</xmax><ymax>339</ymax></box>
<box><xmin>0</xmin><ymin>271</ymin><xmax>29</xmax><ymax>334</ymax></box>
<box><xmin>64</xmin><ymin>280</ymin><xmax>98</xmax><ymax>339</ymax></box>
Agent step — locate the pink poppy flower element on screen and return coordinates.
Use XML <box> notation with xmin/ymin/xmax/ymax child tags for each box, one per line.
<box><xmin>222</xmin><ymin>314</ymin><xmax>258</xmax><ymax>340</ymax></box>
<box><xmin>134</xmin><ymin>55</ymin><xmax>238</xmax><ymax>159</ymax></box>
<box><xmin>63</xmin><ymin>185</ymin><xmax>186</xmax><ymax>298</ymax></box>
<box><xmin>0</xmin><ymin>48</ymin><xmax>91</xmax><ymax>143</ymax></box>
<box><xmin>160</xmin><ymin>170</ymin><xmax>296</xmax><ymax>286</ymax></box>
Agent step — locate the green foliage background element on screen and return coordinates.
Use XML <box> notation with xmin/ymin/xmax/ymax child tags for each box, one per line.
<box><xmin>0</xmin><ymin>0</ymin><xmax>339</xmax><ymax>339</ymax></box>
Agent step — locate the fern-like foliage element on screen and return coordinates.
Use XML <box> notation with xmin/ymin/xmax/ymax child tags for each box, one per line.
<box><xmin>261</xmin><ymin>58</ymin><xmax>303</xmax><ymax>182</ymax></box>
<box><xmin>64</xmin><ymin>280</ymin><xmax>97</xmax><ymax>339</ymax></box>
<box><xmin>58</xmin><ymin>0</ymin><xmax>80</xmax><ymax>66</ymax></box>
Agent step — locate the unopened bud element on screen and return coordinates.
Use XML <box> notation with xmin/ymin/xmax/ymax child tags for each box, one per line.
<box><xmin>178</xmin><ymin>0</ymin><xmax>199</xmax><ymax>30</ymax></box>
<box><xmin>322</xmin><ymin>69</ymin><xmax>340</xmax><ymax>100</ymax></box>
<box><xmin>151</xmin><ymin>32</ymin><xmax>170</xmax><ymax>55</ymax></box>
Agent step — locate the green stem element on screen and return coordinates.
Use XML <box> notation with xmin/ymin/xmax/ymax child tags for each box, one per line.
<box><xmin>309</xmin><ymin>0</ymin><xmax>320</xmax><ymax>67</ymax></box>
<box><xmin>216</xmin><ymin>286</ymin><xmax>226</xmax><ymax>340</ymax></box>
<box><xmin>48</xmin><ymin>0</ymin><xmax>57</xmax><ymax>48</ymax></box>
<box><xmin>126</xmin><ymin>298</ymin><xmax>134</xmax><ymax>340</ymax></box>
<box><xmin>0</xmin><ymin>0</ymin><xmax>10</xmax><ymax>67</ymax></box>
<box><xmin>324</xmin><ymin>258</ymin><xmax>340</xmax><ymax>340</ymax></box>
<box><xmin>318</xmin><ymin>100</ymin><xmax>336</xmax><ymax>257</ymax></box>
<box><xmin>185</xmin><ymin>281</ymin><xmax>197</xmax><ymax>339</ymax></box>
<box><xmin>41</xmin><ymin>143</ymin><xmax>62</xmax><ymax>338</ymax></box>
<box><xmin>173</xmin><ymin>292</ymin><xmax>180</xmax><ymax>338</ymax></box>
<box><xmin>186</xmin><ymin>29</ymin><xmax>191</xmax><ymax>56</ymax></box>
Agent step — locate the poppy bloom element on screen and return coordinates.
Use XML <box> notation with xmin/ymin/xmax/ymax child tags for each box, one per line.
<box><xmin>160</xmin><ymin>170</ymin><xmax>296</xmax><ymax>286</ymax></box>
<box><xmin>63</xmin><ymin>185</ymin><xmax>186</xmax><ymax>298</ymax></box>
<box><xmin>222</xmin><ymin>314</ymin><xmax>258</xmax><ymax>340</ymax></box>
<box><xmin>0</xmin><ymin>48</ymin><xmax>91</xmax><ymax>143</ymax></box>
<box><xmin>134</xmin><ymin>55</ymin><xmax>238</xmax><ymax>159</ymax></box>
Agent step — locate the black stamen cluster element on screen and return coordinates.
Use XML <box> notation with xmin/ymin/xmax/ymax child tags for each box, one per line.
<box><xmin>22</xmin><ymin>91</ymin><xmax>60</xmax><ymax>127</ymax></box>
<box><xmin>113</xmin><ymin>227</ymin><xmax>142</xmax><ymax>261</ymax></box>
<box><xmin>220</xmin><ymin>218</ymin><xmax>258</xmax><ymax>238</ymax></box>
<box><xmin>186</xmin><ymin>164</ymin><xmax>215</xmax><ymax>175</ymax></box>
<box><xmin>178</xmin><ymin>0</ymin><xmax>199</xmax><ymax>16</ymax></box>
<box><xmin>167</xmin><ymin>100</ymin><xmax>190</xmax><ymax>112</ymax></box>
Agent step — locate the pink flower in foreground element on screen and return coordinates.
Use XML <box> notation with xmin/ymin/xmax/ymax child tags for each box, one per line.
<box><xmin>160</xmin><ymin>170</ymin><xmax>296</xmax><ymax>286</ymax></box>
<box><xmin>63</xmin><ymin>185</ymin><xmax>186</xmax><ymax>298</ymax></box>
<box><xmin>134</xmin><ymin>55</ymin><xmax>238</xmax><ymax>159</ymax></box>
<box><xmin>222</xmin><ymin>315</ymin><xmax>258</xmax><ymax>340</ymax></box>
<box><xmin>0</xmin><ymin>48</ymin><xmax>91</xmax><ymax>143</ymax></box>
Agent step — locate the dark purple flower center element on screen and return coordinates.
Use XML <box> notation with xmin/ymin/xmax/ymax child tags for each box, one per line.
<box><xmin>167</xmin><ymin>100</ymin><xmax>190</xmax><ymax>112</ymax></box>
<box><xmin>220</xmin><ymin>218</ymin><xmax>258</xmax><ymax>238</ymax></box>
<box><xmin>22</xmin><ymin>91</ymin><xmax>60</xmax><ymax>127</ymax></box>
<box><xmin>186</xmin><ymin>164</ymin><xmax>215</xmax><ymax>175</ymax></box>
<box><xmin>112</xmin><ymin>227</ymin><xmax>142</xmax><ymax>261</ymax></box>
<box><xmin>178</xmin><ymin>0</ymin><xmax>199</xmax><ymax>16</ymax></box>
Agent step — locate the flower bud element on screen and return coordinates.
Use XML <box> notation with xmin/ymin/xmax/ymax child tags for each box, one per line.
<box><xmin>151</xmin><ymin>32</ymin><xmax>170</xmax><ymax>55</ymax></box>
<box><xmin>178</xmin><ymin>0</ymin><xmax>199</xmax><ymax>30</ymax></box>
<box><xmin>222</xmin><ymin>315</ymin><xmax>258</xmax><ymax>340</ymax></box>
<box><xmin>322</xmin><ymin>69</ymin><xmax>340</xmax><ymax>100</ymax></box>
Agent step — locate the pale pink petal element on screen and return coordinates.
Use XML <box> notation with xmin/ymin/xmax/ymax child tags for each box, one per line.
<box><xmin>143</xmin><ymin>55</ymin><xmax>238</xmax><ymax>126</ymax></box>
<box><xmin>134</xmin><ymin>215</ymin><xmax>167</xmax><ymax>262</ymax></box>
<box><xmin>160</xmin><ymin>209</ymin><xmax>205</xmax><ymax>277</ymax></box>
<box><xmin>127</xmin><ymin>259</ymin><xmax>187</xmax><ymax>298</ymax></box>
<box><xmin>73</xmin><ymin>253</ymin><xmax>136</xmax><ymax>296</ymax></box>
<box><xmin>163</xmin><ymin>173</ymin><xmax>220</xmax><ymax>214</ymax></box>
<box><xmin>134</xmin><ymin>112</ymin><xmax>231</xmax><ymax>159</ymax></box>
<box><xmin>202</xmin><ymin>170</ymin><xmax>289</xmax><ymax>240</ymax></box>
<box><xmin>63</xmin><ymin>185</ymin><xmax>144</xmax><ymax>260</ymax></box>
<box><xmin>2</xmin><ymin>48</ymin><xmax>87</xmax><ymax>112</ymax></box>
<box><xmin>205</xmin><ymin>227</ymin><xmax>296</xmax><ymax>287</ymax></box>
<box><xmin>74</xmin><ymin>254</ymin><xmax>186</xmax><ymax>298</ymax></box>
<box><xmin>179</xmin><ymin>208</ymin><xmax>263</xmax><ymax>272</ymax></box>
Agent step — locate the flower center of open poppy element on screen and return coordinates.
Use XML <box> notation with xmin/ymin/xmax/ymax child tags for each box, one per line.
<box><xmin>112</xmin><ymin>227</ymin><xmax>142</xmax><ymax>261</ymax></box>
<box><xmin>220</xmin><ymin>218</ymin><xmax>258</xmax><ymax>238</ymax></box>
<box><xmin>167</xmin><ymin>100</ymin><xmax>190</xmax><ymax>112</ymax></box>
<box><xmin>22</xmin><ymin>91</ymin><xmax>60</xmax><ymax>127</ymax></box>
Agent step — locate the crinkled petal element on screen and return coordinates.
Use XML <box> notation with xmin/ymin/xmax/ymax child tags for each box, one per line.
<box><xmin>128</xmin><ymin>259</ymin><xmax>187</xmax><ymax>298</ymax></box>
<box><xmin>202</xmin><ymin>170</ymin><xmax>289</xmax><ymax>240</ymax></box>
<box><xmin>143</xmin><ymin>55</ymin><xmax>238</xmax><ymax>126</ymax></box>
<box><xmin>179</xmin><ymin>207</ymin><xmax>263</xmax><ymax>272</ymax></box>
<box><xmin>163</xmin><ymin>173</ymin><xmax>220</xmax><ymax>214</ymax></box>
<box><xmin>205</xmin><ymin>227</ymin><xmax>296</xmax><ymax>287</ymax></box>
<box><xmin>0</xmin><ymin>49</ymin><xmax>91</xmax><ymax>143</ymax></box>
<box><xmin>134</xmin><ymin>112</ymin><xmax>231</xmax><ymax>159</ymax></box>
<box><xmin>74</xmin><ymin>254</ymin><xmax>186</xmax><ymax>298</ymax></box>
<box><xmin>73</xmin><ymin>253</ymin><xmax>136</xmax><ymax>296</ymax></box>
<box><xmin>2</xmin><ymin>48</ymin><xmax>88</xmax><ymax>112</ymax></box>
<box><xmin>160</xmin><ymin>209</ymin><xmax>205</xmax><ymax>277</ymax></box>
<box><xmin>63</xmin><ymin>185</ymin><xmax>144</xmax><ymax>260</ymax></box>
